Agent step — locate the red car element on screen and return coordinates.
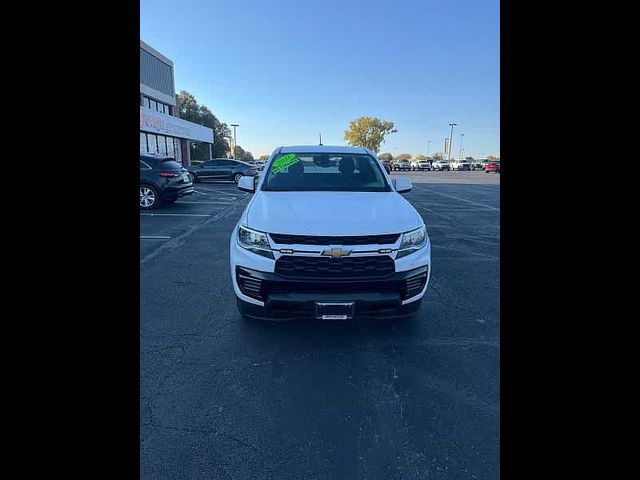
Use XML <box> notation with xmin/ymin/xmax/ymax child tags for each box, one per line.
<box><xmin>485</xmin><ymin>161</ymin><xmax>501</xmax><ymax>173</ymax></box>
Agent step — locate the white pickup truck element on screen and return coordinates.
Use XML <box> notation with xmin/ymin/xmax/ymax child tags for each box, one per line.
<box><xmin>432</xmin><ymin>160</ymin><xmax>450</xmax><ymax>171</ymax></box>
<box><xmin>230</xmin><ymin>145</ymin><xmax>432</xmax><ymax>320</ymax></box>
<box><xmin>450</xmin><ymin>160</ymin><xmax>471</xmax><ymax>171</ymax></box>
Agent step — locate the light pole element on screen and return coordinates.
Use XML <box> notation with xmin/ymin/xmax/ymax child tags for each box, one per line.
<box><xmin>459</xmin><ymin>133</ymin><xmax>464</xmax><ymax>160</ymax></box>
<box><xmin>230</xmin><ymin>123</ymin><xmax>239</xmax><ymax>159</ymax></box>
<box><xmin>427</xmin><ymin>140</ymin><xmax>431</xmax><ymax>157</ymax></box>
<box><xmin>447</xmin><ymin>123</ymin><xmax>457</xmax><ymax>162</ymax></box>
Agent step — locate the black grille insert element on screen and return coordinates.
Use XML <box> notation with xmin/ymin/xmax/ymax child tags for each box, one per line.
<box><xmin>275</xmin><ymin>255</ymin><xmax>395</xmax><ymax>279</ymax></box>
<box><xmin>236</xmin><ymin>267</ymin><xmax>264</xmax><ymax>300</ymax></box>
<box><xmin>403</xmin><ymin>268</ymin><xmax>428</xmax><ymax>299</ymax></box>
<box><xmin>269</xmin><ymin>233</ymin><xmax>400</xmax><ymax>246</ymax></box>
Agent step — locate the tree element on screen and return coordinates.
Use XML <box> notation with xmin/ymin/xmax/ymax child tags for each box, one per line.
<box><xmin>487</xmin><ymin>155</ymin><xmax>500</xmax><ymax>161</ymax></box>
<box><xmin>344</xmin><ymin>116</ymin><xmax>397</xmax><ymax>153</ymax></box>
<box><xmin>258</xmin><ymin>154</ymin><xmax>269</xmax><ymax>161</ymax></box>
<box><xmin>177</xmin><ymin>90</ymin><xmax>231</xmax><ymax>160</ymax></box>
<box><xmin>378</xmin><ymin>152</ymin><xmax>393</xmax><ymax>161</ymax></box>
<box><xmin>432</xmin><ymin>152</ymin><xmax>444</xmax><ymax>161</ymax></box>
<box><xmin>395</xmin><ymin>153</ymin><xmax>412</xmax><ymax>161</ymax></box>
<box><xmin>232</xmin><ymin>145</ymin><xmax>254</xmax><ymax>162</ymax></box>
<box><xmin>415</xmin><ymin>154</ymin><xmax>428</xmax><ymax>161</ymax></box>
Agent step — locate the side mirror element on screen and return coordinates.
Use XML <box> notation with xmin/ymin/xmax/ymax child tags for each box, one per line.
<box><xmin>238</xmin><ymin>175</ymin><xmax>255</xmax><ymax>193</ymax></box>
<box><xmin>394</xmin><ymin>176</ymin><xmax>412</xmax><ymax>193</ymax></box>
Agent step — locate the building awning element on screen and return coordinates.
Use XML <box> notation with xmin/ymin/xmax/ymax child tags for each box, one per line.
<box><xmin>140</xmin><ymin>107</ymin><xmax>214</xmax><ymax>143</ymax></box>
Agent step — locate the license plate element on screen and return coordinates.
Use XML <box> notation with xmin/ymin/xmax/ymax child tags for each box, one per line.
<box><xmin>315</xmin><ymin>302</ymin><xmax>354</xmax><ymax>320</ymax></box>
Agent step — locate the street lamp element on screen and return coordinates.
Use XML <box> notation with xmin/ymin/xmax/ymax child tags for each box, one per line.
<box><xmin>230</xmin><ymin>123</ymin><xmax>239</xmax><ymax>159</ymax></box>
<box><xmin>448</xmin><ymin>123</ymin><xmax>457</xmax><ymax>162</ymax></box>
<box><xmin>459</xmin><ymin>133</ymin><xmax>464</xmax><ymax>161</ymax></box>
<box><xmin>427</xmin><ymin>140</ymin><xmax>431</xmax><ymax>157</ymax></box>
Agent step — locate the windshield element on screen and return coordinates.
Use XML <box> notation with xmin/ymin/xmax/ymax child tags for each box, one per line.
<box><xmin>261</xmin><ymin>153</ymin><xmax>392</xmax><ymax>192</ymax></box>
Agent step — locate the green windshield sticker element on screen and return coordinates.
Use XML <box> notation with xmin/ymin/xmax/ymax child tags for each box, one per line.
<box><xmin>272</xmin><ymin>153</ymin><xmax>300</xmax><ymax>174</ymax></box>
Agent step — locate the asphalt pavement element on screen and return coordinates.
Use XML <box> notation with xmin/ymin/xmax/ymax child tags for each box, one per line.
<box><xmin>140</xmin><ymin>170</ymin><xmax>500</xmax><ymax>479</ymax></box>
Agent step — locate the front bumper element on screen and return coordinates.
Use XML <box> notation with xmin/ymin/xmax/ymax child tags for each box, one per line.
<box><xmin>229</xmin><ymin>228</ymin><xmax>431</xmax><ymax>319</ymax></box>
<box><xmin>235</xmin><ymin>265</ymin><xmax>428</xmax><ymax>320</ymax></box>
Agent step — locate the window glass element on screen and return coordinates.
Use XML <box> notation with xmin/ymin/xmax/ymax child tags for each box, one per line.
<box><xmin>147</xmin><ymin>134</ymin><xmax>157</xmax><ymax>153</ymax></box>
<box><xmin>166</xmin><ymin>136</ymin><xmax>174</xmax><ymax>157</ymax></box>
<box><xmin>157</xmin><ymin>135</ymin><xmax>167</xmax><ymax>155</ymax></box>
<box><xmin>173</xmin><ymin>139</ymin><xmax>182</xmax><ymax>164</ymax></box>
<box><xmin>262</xmin><ymin>153</ymin><xmax>391</xmax><ymax>192</ymax></box>
<box><xmin>140</xmin><ymin>132</ymin><xmax>147</xmax><ymax>152</ymax></box>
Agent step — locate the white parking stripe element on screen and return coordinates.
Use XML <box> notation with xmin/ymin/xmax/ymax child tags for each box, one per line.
<box><xmin>140</xmin><ymin>213</ymin><xmax>211</xmax><ymax>217</ymax></box>
<box><xmin>192</xmin><ymin>186</ymin><xmax>238</xmax><ymax>197</ymax></box>
<box><xmin>193</xmin><ymin>190</ymin><xmax>209</xmax><ymax>195</ymax></box>
<box><xmin>176</xmin><ymin>201</ymin><xmax>237</xmax><ymax>205</ymax></box>
<box><xmin>421</xmin><ymin>188</ymin><xmax>500</xmax><ymax>210</ymax></box>
<box><xmin>140</xmin><ymin>235</ymin><xmax>171</xmax><ymax>239</ymax></box>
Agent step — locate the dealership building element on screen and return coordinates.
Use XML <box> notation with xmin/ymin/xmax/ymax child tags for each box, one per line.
<box><xmin>140</xmin><ymin>40</ymin><xmax>213</xmax><ymax>166</ymax></box>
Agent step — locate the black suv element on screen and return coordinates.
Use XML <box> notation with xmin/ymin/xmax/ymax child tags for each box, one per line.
<box><xmin>189</xmin><ymin>158</ymin><xmax>257</xmax><ymax>184</ymax></box>
<box><xmin>140</xmin><ymin>154</ymin><xmax>194</xmax><ymax>209</ymax></box>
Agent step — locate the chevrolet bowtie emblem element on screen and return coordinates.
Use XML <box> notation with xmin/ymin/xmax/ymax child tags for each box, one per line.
<box><xmin>321</xmin><ymin>247</ymin><xmax>352</xmax><ymax>259</ymax></box>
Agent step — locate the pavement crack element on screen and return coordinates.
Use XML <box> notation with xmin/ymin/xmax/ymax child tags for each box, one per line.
<box><xmin>149</xmin><ymin>423</ymin><xmax>259</xmax><ymax>451</ymax></box>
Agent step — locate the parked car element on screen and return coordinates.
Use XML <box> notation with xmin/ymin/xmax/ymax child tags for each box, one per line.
<box><xmin>485</xmin><ymin>160</ymin><xmax>501</xmax><ymax>173</ymax></box>
<box><xmin>432</xmin><ymin>160</ymin><xmax>450</xmax><ymax>171</ymax></box>
<box><xmin>140</xmin><ymin>153</ymin><xmax>194</xmax><ymax>210</ymax></box>
<box><xmin>414</xmin><ymin>159</ymin><xmax>432</xmax><ymax>171</ymax></box>
<box><xmin>450</xmin><ymin>160</ymin><xmax>471</xmax><ymax>171</ymax></box>
<box><xmin>394</xmin><ymin>160</ymin><xmax>412</xmax><ymax>171</ymax></box>
<box><xmin>472</xmin><ymin>160</ymin><xmax>486</xmax><ymax>170</ymax></box>
<box><xmin>189</xmin><ymin>158</ymin><xmax>257</xmax><ymax>184</ymax></box>
<box><xmin>381</xmin><ymin>160</ymin><xmax>392</xmax><ymax>174</ymax></box>
<box><xmin>230</xmin><ymin>145</ymin><xmax>431</xmax><ymax>321</ymax></box>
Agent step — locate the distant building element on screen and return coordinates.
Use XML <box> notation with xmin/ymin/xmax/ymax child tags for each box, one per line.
<box><xmin>140</xmin><ymin>40</ymin><xmax>213</xmax><ymax>166</ymax></box>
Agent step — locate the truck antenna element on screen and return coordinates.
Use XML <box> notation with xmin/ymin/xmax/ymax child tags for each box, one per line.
<box><xmin>319</xmin><ymin>132</ymin><xmax>323</xmax><ymax>146</ymax></box>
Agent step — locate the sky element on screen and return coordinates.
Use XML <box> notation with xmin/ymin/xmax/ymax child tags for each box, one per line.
<box><xmin>141</xmin><ymin>0</ymin><xmax>499</xmax><ymax>159</ymax></box>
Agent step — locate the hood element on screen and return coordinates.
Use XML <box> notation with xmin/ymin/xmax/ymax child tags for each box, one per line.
<box><xmin>245</xmin><ymin>191</ymin><xmax>423</xmax><ymax>236</ymax></box>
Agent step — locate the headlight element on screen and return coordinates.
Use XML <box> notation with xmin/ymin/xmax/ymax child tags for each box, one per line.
<box><xmin>237</xmin><ymin>225</ymin><xmax>274</xmax><ymax>259</ymax></box>
<box><xmin>397</xmin><ymin>226</ymin><xmax>428</xmax><ymax>258</ymax></box>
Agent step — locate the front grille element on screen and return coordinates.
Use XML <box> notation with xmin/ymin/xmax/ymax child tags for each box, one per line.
<box><xmin>269</xmin><ymin>233</ymin><xmax>400</xmax><ymax>246</ymax></box>
<box><xmin>236</xmin><ymin>267</ymin><xmax>264</xmax><ymax>300</ymax></box>
<box><xmin>403</xmin><ymin>268</ymin><xmax>428</xmax><ymax>299</ymax></box>
<box><xmin>275</xmin><ymin>255</ymin><xmax>395</xmax><ymax>279</ymax></box>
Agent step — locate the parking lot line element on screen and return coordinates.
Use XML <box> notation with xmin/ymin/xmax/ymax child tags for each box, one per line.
<box><xmin>140</xmin><ymin>213</ymin><xmax>211</xmax><ymax>217</ymax></box>
<box><xmin>140</xmin><ymin>235</ymin><xmax>171</xmax><ymax>239</ymax></box>
<box><xmin>176</xmin><ymin>201</ymin><xmax>238</xmax><ymax>205</ymax></box>
<box><xmin>421</xmin><ymin>188</ymin><xmax>500</xmax><ymax>211</ymax></box>
<box><xmin>191</xmin><ymin>185</ymin><xmax>239</xmax><ymax>197</ymax></box>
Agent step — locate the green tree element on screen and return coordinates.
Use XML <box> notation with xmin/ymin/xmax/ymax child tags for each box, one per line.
<box><xmin>432</xmin><ymin>152</ymin><xmax>444</xmax><ymax>161</ymax></box>
<box><xmin>177</xmin><ymin>90</ymin><xmax>231</xmax><ymax>160</ymax></box>
<box><xmin>395</xmin><ymin>153</ymin><xmax>412</xmax><ymax>161</ymax></box>
<box><xmin>344</xmin><ymin>116</ymin><xmax>397</xmax><ymax>153</ymax></box>
<box><xmin>378</xmin><ymin>152</ymin><xmax>393</xmax><ymax>161</ymax></box>
<box><xmin>258</xmin><ymin>154</ymin><xmax>269</xmax><ymax>161</ymax></box>
<box><xmin>487</xmin><ymin>155</ymin><xmax>499</xmax><ymax>161</ymax></box>
<box><xmin>232</xmin><ymin>145</ymin><xmax>254</xmax><ymax>162</ymax></box>
<box><xmin>415</xmin><ymin>154</ymin><xmax>428</xmax><ymax>161</ymax></box>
